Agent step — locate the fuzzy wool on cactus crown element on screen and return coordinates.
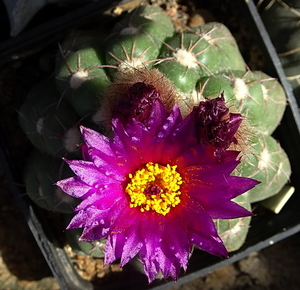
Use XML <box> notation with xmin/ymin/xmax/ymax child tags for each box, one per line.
<box><xmin>56</xmin><ymin>81</ymin><xmax>259</xmax><ymax>283</ymax></box>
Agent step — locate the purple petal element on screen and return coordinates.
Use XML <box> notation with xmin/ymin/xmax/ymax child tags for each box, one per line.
<box><xmin>65</xmin><ymin>159</ymin><xmax>121</xmax><ymax>186</ymax></box>
<box><xmin>174</xmin><ymin>145</ymin><xmax>216</xmax><ymax>169</ymax></box>
<box><xmin>203</xmin><ymin>200</ymin><xmax>254</xmax><ymax>219</ymax></box>
<box><xmin>105</xmin><ymin>214</ymin><xmax>143</xmax><ymax>266</ymax></box>
<box><xmin>78</xmin><ymin>201</ymin><xmax>128</xmax><ymax>241</ymax></box>
<box><xmin>88</xmin><ymin>148</ymin><xmax>129</xmax><ymax>180</ymax></box>
<box><xmin>67</xmin><ymin>207</ymin><xmax>107</xmax><ymax>230</ymax></box>
<box><xmin>75</xmin><ymin>183</ymin><xmax>125</xmax><ymax>211</ymax></box>
<box><xmin>225</xmin><ymin>176</ymin><xmax>260</xmax><ymax>199</ymax></box>
<box><xmin>80</xmin><ymin>125</ymin><xmax>114</xmax><ymax>156</ymax></box>
<box><xmin>145</xmin><ymin>99</ymin><xmax>170</xmax><ymax>132</ymax></box>
<box><xmin>189</xmin><ymin>228</ymin><xmax>228</xmax><ymax>257</ymax></box>
<box><xmin>177</xmin><ymin>195</ymin><xmax>219</xmax><ymax>236</ymax></box>
<box><xmin>180</xmin><ymin>161</ymin><xmax>240</xmax><ymax>186</ymax></box>
<box><xmin>112</xmin><ymin>119</ymin><xmax>153</xmax><ymax>167</ymax></box>
<box><xmin>55</xmin><ymin>176</ymin><xmax>94</xmax><ymax>198</ymax></box>
<box><xmin>80</xmin><ymin>224</ymin><xmax>110</xmax><ymax>241</ymax></box>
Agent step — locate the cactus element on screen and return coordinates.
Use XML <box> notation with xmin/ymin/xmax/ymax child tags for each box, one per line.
<box><xmin>156</xmin><ymin>22</ymin><xmax>246</xmax><ymax>94</ymax></box>
<box><xmin>235</xmin><ymin>134</ymin><xmax>291</xmax><ymax>203</ymax></box>
<box><xmin>55</xmin><ymin>31</ymin><xmax>110</xmax><ymax>118</ymax></box>
<box><xmin>18</xmin><ymin>3</ymin><xmax>291</xmax><ymax>278</ymax></box>
<box><xmin>104</xmin><ymin>5</ymin><xmax>174</xmax><ymax>74</ymax></box>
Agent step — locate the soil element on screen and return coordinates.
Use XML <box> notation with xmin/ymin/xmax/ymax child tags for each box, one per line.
<box><xmin>0</xmin><ymin>0</ymin><xmax>300</xmax><ymax>289</ymax></box>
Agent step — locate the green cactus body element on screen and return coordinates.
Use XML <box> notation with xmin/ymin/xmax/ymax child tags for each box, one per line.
<box><xmin>156</xmin><ymin>31</ymin><xmax>220</xmax><ymax>93</ymax></box>
<box><xmin>25</xmin><ymin>150</ymin><xmax>79</xmax><ymax>213</ymax></box>
<box><xmin>19</xmin><ymin>78</ymin><xmax>82</xmax><ymax>158</ymax></box>
<box><xmin>105</xmin><ymin>33</ymin><xmax>159</xmax><ymax>73</ymax></box>
<box><xmin>55</xmin><ymin>45</ymin><xmax>109</xmax><ymax>118</ymax></box>
<box><xmin>66</xmin><ymin>229</ymin><xmax>106</xmax><ymax>258</ymax></box>
<box><xmin>195</xmin><ymin>22</ymin><xmax>246</xmax><ymax>73</ymax></box>
<box><xmin>129</xmin><ymin>5</ymin><xmax>174</xmax><ymax>43</ymax></box>
<box><xmin>230</xmin><ymin>70</ymin><xmax>286</xmax><ymax>135</ymax></box>
<box><xmin>235</xmin><ymin>134</ymin><xmax>291</xmax><ymax>203</ymax></box>
<box><xmin>156</xmin><ymin>21</ymin><xmax>246</xmax><ymax>94</ymax></box>
<box><xmin>230</xmin><ymin>71</ymin><xmax>266</xmax><ymax>127</ymax></box>
<box><xmin>156</xmin><ymin>59</ymin><xmax>200</xmax><ymax>93</ymax></box>
<box><xmin>253</xmin><ymin>71</ymin><xmax>287</xmax><ymax>131</ymax></box>
<box><xmin>57</xmin><ymin>29</ymin><xmax>107</xmax><ymax>54</ymax></box>
<box><xmin>105</xmin><ymin>5</ymin><xmax>174</xmax><ymax>73</ymax></box>
<box><xmin>197</xmin><ymin>74</ymin><xmax>235</xmax><ymax>101</ymax></box>
<box><xmin>215</xmin><ymin>194</ymin><xmax>252</xmax><ymax>252</ymax></box>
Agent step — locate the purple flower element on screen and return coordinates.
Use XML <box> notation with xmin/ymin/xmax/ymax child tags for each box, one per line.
<box><xmin>57</xmin><ymin>96</ymin><xmax>258</xmax><ymax>282</ymax></box>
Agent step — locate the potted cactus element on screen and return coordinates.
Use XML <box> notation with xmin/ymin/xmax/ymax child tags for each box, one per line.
<box><xmin>1</xmin><ymin>0</ymin><xmax>299</xmax><ymax>289</ymax></box>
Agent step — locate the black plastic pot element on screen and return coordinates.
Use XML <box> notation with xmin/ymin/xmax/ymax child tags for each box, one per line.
<box><xmin>1</xmin><ymin>0</ymin><xmax>300</xmax><ymax>289</ymax></box>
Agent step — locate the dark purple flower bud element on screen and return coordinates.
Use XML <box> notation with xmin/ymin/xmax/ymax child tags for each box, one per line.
<box><xmin>114</xmin><ymin>82</ymin><xmax>160</xmax><ymax>122</ymax></box>
<box><xmin>193</xmin><ymin>94</ymin><xmax>242</xmax><ymax>153</ymax></box>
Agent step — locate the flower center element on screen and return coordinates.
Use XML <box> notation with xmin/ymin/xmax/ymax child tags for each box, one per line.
<box><xmin>126</xmin><ymin>162</ymin><xmax>183</xmax><ymax>215</ymax></box>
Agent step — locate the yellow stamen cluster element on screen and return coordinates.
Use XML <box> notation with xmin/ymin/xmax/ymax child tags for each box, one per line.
<box><xmin>126</xmin><ymin>162</ymin><xmax>183</xmax><ymax>215</ymax></box>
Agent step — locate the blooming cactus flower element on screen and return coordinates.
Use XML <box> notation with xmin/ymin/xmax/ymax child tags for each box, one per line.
<box><xmin>56</xmin><ymin>85</ymin><xmax>259</xmax><ymax>282</ymax></box>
